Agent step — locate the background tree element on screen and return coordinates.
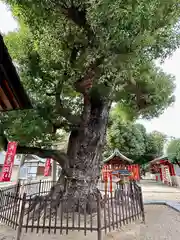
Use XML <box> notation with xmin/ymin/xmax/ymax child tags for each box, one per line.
<box><xmin>0</xmin><ymin>0</ymin><xmax>179</xmax><ymax>210</ymax></box>
<box><xmin>167</xmin><ymin>139</ymin><xmax>180</xmax><ymax>167</ymax></box>
<box><xmin>107</xmin><ymin>110</ymin><xmax>166</xmax><ymax>165</ymax></box>
<box><xmin>144</xmin><ymin>131</ymin><xmax>166</xmax><ymax>161</ymax></box>
<box><xmin>108</xmin><ymin>121</ymin><xmax>146</xmax><ymax>160</ymax></box>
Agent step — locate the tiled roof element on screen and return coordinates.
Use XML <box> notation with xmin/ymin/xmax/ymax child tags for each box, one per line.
<box><xmin>103</xmin><ymin>149</ymin><xmax>133</xmax><ymax>163</ymax></box>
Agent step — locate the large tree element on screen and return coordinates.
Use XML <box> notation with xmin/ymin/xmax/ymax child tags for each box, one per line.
<box><xmin>0</xmin><ymin>0</ymin><xmax>179</xmax><ymax>209</ymax></box>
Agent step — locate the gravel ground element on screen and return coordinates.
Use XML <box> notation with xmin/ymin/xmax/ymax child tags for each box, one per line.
<box><xmin>1</xmin><ymin>205</ymin><xmax>180</xmax><ymax>240</ymax></box>
<box><xmin>107</xmin><ymin>205</ymin><xmax>180</xmax><ymax>240</ymax></box>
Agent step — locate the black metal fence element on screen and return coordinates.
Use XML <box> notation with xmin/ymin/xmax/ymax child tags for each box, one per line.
<box><xmin>0</xmin><ymin>180</ymin><xmax>144</xmax><ymax>240</ymax></box>
<box><xmin>20</xmin><ymin>179</ymin><xmax>56</xmax><ymax>197</ymax></box>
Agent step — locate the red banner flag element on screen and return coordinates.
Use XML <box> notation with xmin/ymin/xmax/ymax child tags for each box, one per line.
<box><xmin>0</xmin><ymin>142</ymin><xmax>17</xmax><ymax>182</ymax></box>
<box><xmin>44</xmin><ymin>158</ymin><xmax>51</xmax><ymax>176</ymax></box>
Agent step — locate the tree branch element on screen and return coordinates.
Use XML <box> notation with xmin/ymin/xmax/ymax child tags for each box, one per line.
<box><xmin>16</xmin><ymin>146</ymin><xmax>66</xmax><ymax>166</ymax></box>
<box><xmin>52</xmin><ymin>120</ymin><xmax>71</xmax><ymax>132</ymax></box>
<box><xmin>62</xmin><ymin>5</ymin><xmax>95</xmax><ymax>43</ymax></box>
<box><xmin>55</xmin><ymin>74</ymin><xmax>81</xmax><ymax>125</ymax></box>
<box><xmin>17</xmin><ymin>146</ymin><xmax>72</xmax><ymax>177</ymax></box>
<box><xmin>50</xmin><ymin>0</ymin><xmax>96</xmax><ymax>45</ymax></box>
<box><xmin>75</xmin><ymin>56</ymin><xmax>104</xmax><ymax>94</ymax></box>
<box><xmin>0</xmin><ymin>128</ymin><xmax>71</xmax><ymax>176</ymax></box>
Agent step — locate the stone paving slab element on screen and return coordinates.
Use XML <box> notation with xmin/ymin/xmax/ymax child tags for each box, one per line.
<box><xmin>144</xmin><ymin>200</ymin><xmax>180</xmax><ymax>213</ymax></box>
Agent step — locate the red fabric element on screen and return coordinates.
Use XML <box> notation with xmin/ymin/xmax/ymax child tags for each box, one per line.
<box><xmin>44</xmin><ymin>158</ymin><xmax>51</xmax><ymax>176</ymax></box>
<box><xmin>0</xmin><ymin>142</ymin><xmax>17</xmax><ymax>182</ymax></box>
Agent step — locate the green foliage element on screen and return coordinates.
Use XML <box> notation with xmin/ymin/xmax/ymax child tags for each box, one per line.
<box><xmin>107</xmin><ymin>112</ymin><xmax>166</xmax><ymax>164</ymax></box>
<box><xmin>0</xmin><ymin>0</ymin><xmax>179</xmax><ymax>149</ymax></box>
<box><xmin>145</xmin><ymin>131</ymin><xmax>166</xmax><ymax>161</ymax></box>
<box><xmin>167</xmin><ymin>138</ymin><xmax>180</xmax><ymax>163</ymax></box>
<box><xmin>108</xmin><ymin>121</ymin><xmax>146</xmax><ymax>158</ymax></box>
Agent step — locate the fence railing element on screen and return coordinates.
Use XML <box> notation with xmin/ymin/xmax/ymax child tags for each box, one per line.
<box><xmin>20</xmin><ymin>179</ymin><xmax>56</xmax><ymax>197</ymax></box>
<box><xmin>0</xmin><ymin>180</ymin><xmax>144</xmax><ymax>240</ymax></box>
<box><xmin>0</xmin><ymin>191</ymin><xmax>22</xmax><ymax>229</ymax></box>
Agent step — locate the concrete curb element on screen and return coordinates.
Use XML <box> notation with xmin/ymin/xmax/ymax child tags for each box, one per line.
<box><xmin>144</xmin><ymin>200</ymin><xmax>180</xmax><ymax>213</ymax></box>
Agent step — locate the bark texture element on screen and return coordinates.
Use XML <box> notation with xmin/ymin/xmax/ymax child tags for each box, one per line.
<box><xmin>55</xmin><ymin>97</ymin><xmax>111</xmax><ymax>208</ymax></box>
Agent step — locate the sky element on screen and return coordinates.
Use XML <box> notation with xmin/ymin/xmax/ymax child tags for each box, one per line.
<box><xmin>1</xmin><ymin>2</ymin><xmax>180</xmax><ymax>138</ymax></box>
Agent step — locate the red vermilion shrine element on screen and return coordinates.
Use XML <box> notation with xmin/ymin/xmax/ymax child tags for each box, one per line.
<box><xmin>102</xmin><ymin>149</ymin><xmax>140</xmax><ymax>184</ymax></box>
<box><xmin>150</xmin><ymin>156</ymin><xmax>175</xmax><ymax>185</ymax></box>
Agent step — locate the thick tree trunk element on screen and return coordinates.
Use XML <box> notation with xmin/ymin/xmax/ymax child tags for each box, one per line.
<box><xmin>58</xmin><ymin>98</ymin><xmax>111</xmax><ymax>210</ymax></box>
<box><xmin>67</xmin><ymin>99</ymin><xmax>110</xmax><ymax>184</ymax></box>
<box><xmin>26</xmin><ymin>99</ymin><xmax>111</xmax><ymax>218</ymax></box>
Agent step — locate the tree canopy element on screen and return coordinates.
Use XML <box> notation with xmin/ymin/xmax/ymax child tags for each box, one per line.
<box><xmin>167</xmin><ymin>138</ymin><xmax>180</xmax><ymax>166</ymax></box>
<box><xmin>0</xmin><ymin>0</ymin><xmax>179</xmax><ymax>166</ymax></box>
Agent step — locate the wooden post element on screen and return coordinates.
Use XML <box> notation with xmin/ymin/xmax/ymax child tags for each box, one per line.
<box><xmin>109</xmin><ymin>172</ymin><xmax>112</xmax><ymax>193</ymax></box>
<box><xmin>139</xmin><ymin>188</ymin><xmax>145</xmax><ymax>223</ymax></box>
<box><xmin>105</xmin><ymin>180</ymin><xmax>108</xmax><ymax>198</ymax></box>
<box><xmin>38</xmin><ymin>180</ymin><xmax>42</xmax><ymax>195</ymax></box>
<box><xmin>16</xmin><ymin>193</ymin><xmax>26</xmax><ymax>240</ymax></box>
<box><xmin>104</xmin><ymin>165</ymin><xmax>108</xmax><ymax>198</ymax></box>
<box><xmin>97</xmin><ymin>194</ymin><xmax>102</xmax><ymax>240</ymax></box>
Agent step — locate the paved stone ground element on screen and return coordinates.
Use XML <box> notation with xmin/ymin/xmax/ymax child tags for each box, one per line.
<box><xmin>140</xmin><ymin>179</ymin><xmax>180</xmax><ymax>202</ymax></box>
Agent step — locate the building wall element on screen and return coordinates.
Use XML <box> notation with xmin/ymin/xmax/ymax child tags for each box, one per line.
<box><xmin>37</xmin><ymin>166</ymin><xmax>51</xmax><ymax>177</ymax></box>
<box><xmin>19</xmin><ymin>163</ymin><xmax>38</xmax><ymax>180</ymax></box>
<box><xmin>11</xmin><ymin>166</ymin><xmax>19</xmax><ymax>182</ymax></box>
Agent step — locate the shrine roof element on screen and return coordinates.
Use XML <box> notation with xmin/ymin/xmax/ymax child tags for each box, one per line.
<box><xmin>0</xmin><ymin>34</ymin><xmax>32</xmax><ymax>111</ymax></box>
<box><xmin>103</xmin><ymin>149</ymin><xmax>133</xmax><ymax>164</ymax></box>
<box><xmin>150</xmin><ymin>155</ymin><xmax>169</xmax><ymax>165</ymax></box>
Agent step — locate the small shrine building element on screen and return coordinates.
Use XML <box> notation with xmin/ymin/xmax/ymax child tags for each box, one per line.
<box><xmin>102</xmin><ymin>149</ymin><xmax>140</xmax><ymax>182</ymax></box>
<box><xmin>149</xmin><ymin>156</ymin><xmax>176</xmax><ymax>186</ymax></box>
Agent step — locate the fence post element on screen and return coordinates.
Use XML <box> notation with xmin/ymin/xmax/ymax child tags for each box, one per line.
<box><xmin>97</xmin><ymin>194</ymin><xmax>102</xmax><ymax>240</ymax></box>
<box><xmin>39</xmin><ymin>180</ymin><xmax>42</xmax><ymax>195</ymax></box>
<box><xmin>16</xmin><ymin>193</ymin><xmax>26</xmax><ymax>240</ymax></box>
<box><xmin>16</xmin><ymin>181</ymin><xmax>20</xmax><ymax>197</ymax></box>
<box><xmin>139</xmin><ymin>188</ymin><xmax>145</xmax><ymax>223</ymax></box>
